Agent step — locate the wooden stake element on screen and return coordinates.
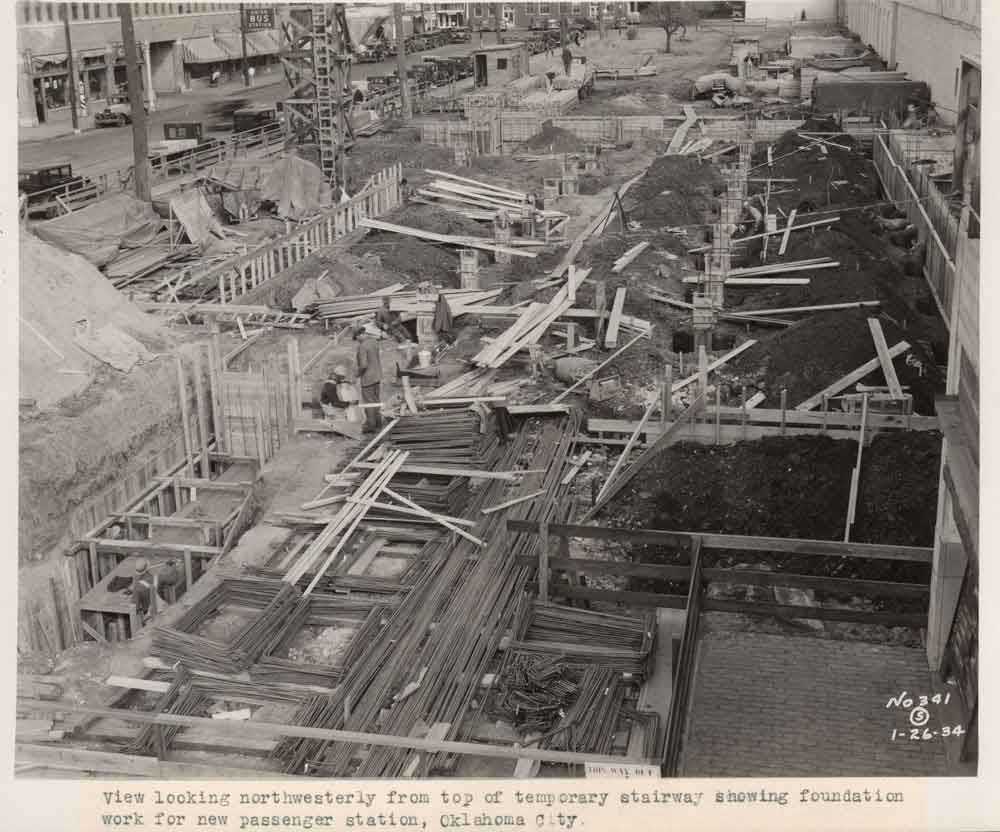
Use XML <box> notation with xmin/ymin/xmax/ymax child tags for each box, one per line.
<box><xmin>192</xmin><ymin>348</ymin><xmax>211</xmax><ymax>479</ymax></box>
<box><xmin>175</xmin><ymin>357</ymin><xmax>195</xmax><ymax>477</ymax></box>
<box><xmin>715</xmin><ymin>385</ymin><xmax>721</xmax><ymax>445</ymax></box>
<box><xmin>698</xmin><ymin>346</ymin><xmax>708</xmax><ymax>399</ymax></box>
<box><xmin>780</xmin><ymin>389</ymin><xmax>788</xmax><ymax>436</ymax></box>
<box><xmin>844</xmin><ymin>394</ymin><xmax>869</xmax><ymax>542</ymax></box>
<box><xmin>662</xmin><ymin>365</ymin><xmax>673</xmax><ymax>421</ymax></box>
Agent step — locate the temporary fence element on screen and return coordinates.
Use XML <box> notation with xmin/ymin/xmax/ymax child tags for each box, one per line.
<box><xmin>872</xmin><ymin>131</ymin><xmax>960</xmax><ymax>324</ymax></box>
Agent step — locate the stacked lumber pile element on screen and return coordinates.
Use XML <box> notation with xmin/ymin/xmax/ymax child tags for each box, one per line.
<box><xmin>594</xmin><ymin>65</ymin><xmax>658</xmax><ymax>80</ymax></box>
<box><xmin>415</xmin><ymin>169</ymin><xmax>568</xmax><ymax>226</ymax></box>
<box><xmin>359</xmin><ymin>218</ymin><xmax>537</xmax><ymax>259</ymax></box>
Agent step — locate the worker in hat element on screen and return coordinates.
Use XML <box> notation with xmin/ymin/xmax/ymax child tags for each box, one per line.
<box><xmin>131</xmin><ymin>558</ymin><xmax>156</xmax><ymax>623</ymax></box>
<box><xmin>320</xmin><ymin>364</ymin><xmax>355</xmax><ymax>418</ymax></box>
<box><xmin>353</xmin><ymin>326</ymin><xmax>383</xmax><ymax>434</ymax></box>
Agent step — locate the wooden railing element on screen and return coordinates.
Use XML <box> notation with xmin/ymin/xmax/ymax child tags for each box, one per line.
<box><xmin>26</xmin><ymin>123</ymin><xmax>287</xmax><ymax>214</ymax></box>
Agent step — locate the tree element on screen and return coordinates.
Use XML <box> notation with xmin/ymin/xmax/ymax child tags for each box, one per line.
<box><xmin>649</xmin><ymin>2</ymin><xmax>699</xmax><ymax>53</ymax></box>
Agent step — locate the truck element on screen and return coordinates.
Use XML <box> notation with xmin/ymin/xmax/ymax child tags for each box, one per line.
<box><xmin>18</xmin><ymin>160</ymin><xmax>90</xmax><ymax>218</ymax></box>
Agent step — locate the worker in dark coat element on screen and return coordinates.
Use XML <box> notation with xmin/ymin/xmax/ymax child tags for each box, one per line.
<box><xmin>375</xmin><ymin>296</ymin><xmax>410</xmax><ymax>342</ymax></box>
<box><xmin>354</xmin><ymin>327</ymin><xmax>383</xmax><ymax>434</ymax></box>
<box><xmin>562</xmin><ymin>46</ymin><xmax>573</xmax><ymax>76</ymax></box>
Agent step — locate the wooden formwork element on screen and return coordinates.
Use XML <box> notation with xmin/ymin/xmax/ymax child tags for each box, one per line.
<box><xmin>418</xmin><ymin>115</ymin><xmax>502</xmax><ymax>156</ymax></box>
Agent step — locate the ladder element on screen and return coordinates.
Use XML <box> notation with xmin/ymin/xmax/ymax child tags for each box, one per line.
<box><xmin>311</xmin><ymin>3</ymin><xmax>338</xmax><ymax>185</ymax></box>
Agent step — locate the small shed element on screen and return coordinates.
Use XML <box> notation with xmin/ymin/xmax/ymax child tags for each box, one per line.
<box><xmin>472</xmin><ymin>42</ymin><xmax>530</xmax><ymax>88</ymax></box>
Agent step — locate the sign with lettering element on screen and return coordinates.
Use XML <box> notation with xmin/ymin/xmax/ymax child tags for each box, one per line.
<box><xmin>245</xmin><ymin>8</ymin><xmax>275</xmax><ymax>31</ymax></box>
<box><xmin>584</xmin><ymin>762</ymin><xmax>660</xmax><ymax>778</ymax></box>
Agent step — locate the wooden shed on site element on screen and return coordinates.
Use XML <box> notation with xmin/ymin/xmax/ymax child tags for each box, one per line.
<box><xmin>472</xmin><ymin>42</ymin><xmax>530</xmax><ymax>88</ymax></box>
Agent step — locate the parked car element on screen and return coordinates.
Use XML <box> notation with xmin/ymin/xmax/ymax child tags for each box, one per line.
<box><xmin>232</xmin><ymin>104</ymin><xmax>283</xmax><ymax>135</ymax></box>
<box><xmin>18</xmin><ymin>160</ymin><xmax>90</xmax><ymax>218</ymax></box>
<box><xmin>94</xmin><ymin>107</ymin><xmax>131</xmax><ymax>127</ymax></box>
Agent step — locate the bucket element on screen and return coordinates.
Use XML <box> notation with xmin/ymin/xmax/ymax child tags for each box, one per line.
<box><xmin>418</xmin><ymin>349</ymin><xmax>432</xmax><ymax>368</ymax></box>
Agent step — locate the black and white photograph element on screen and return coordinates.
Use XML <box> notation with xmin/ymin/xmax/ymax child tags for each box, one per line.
<box><xmin>11</xmin><ymin>0</ymin><xmax>982</xmax><ymax>800</ymax></box>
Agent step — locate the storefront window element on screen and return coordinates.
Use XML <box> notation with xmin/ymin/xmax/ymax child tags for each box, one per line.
<box><xmin>43</xmin><ymin>75</ymin><xmax>69</xmax><ymax>109</ymax></box>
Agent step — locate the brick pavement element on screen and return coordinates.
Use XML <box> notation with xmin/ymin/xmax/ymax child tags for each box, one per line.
<box><xmin>680</xmin><ymin>631</ymin><xmax>952</xmax><ymax>777</ymax></box>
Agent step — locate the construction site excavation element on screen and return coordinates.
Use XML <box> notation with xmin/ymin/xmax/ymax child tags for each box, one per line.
<box><xmin>15</xmin><ymin>1</ymin><xmax>980</xmax><ymax>785</ymax></box>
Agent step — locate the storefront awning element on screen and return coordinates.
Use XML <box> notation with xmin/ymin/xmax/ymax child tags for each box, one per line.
<box><xmin>213</xmin><ymin>30</ymin><xmax>281</xmax><ymax>58</ymax></box>
<box><xmin>181</xmin><ymin>36</ymin><xmax>237</xmax><ymax>65</ymax></box>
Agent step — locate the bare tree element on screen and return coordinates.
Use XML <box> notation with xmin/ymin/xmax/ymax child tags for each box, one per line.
<box><xmin>649</xmin><ymin>2</ymin><xmax>699</xmax><ymax>53</ymax></box>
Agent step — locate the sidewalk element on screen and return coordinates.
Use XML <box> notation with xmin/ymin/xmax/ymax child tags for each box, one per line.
<box><xmin>19</xmin><ymin>77</ymin><xmax>286</xmax><ymax>145</ymax></box>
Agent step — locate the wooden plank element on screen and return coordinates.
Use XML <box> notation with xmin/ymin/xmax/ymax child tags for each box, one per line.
<box><xmin>796</xmin><ymin>342</ymin><xmax>910</xmax><ymax>410</ymax></box>
<box><xmin>106</xmin><ymin>676</ymin><xmax>171</xmax><ymax>694</ymax></box>
<box><xmin>844</xmin><ymin>393</ymin><xmax>868</xmax><ymax>542</ymax></box>
<box><xmin>604</xmin><ymin>288</ymin><xmax>627</xmax><ymax>348</ymax></box>
<box><xmin>589</xmin><ymin>406</ymin><xmax>937</xmax><ymax>431</ymax></box>
<box><xmin>597</xmin><ymin>395</ymin><xmax>657</xmax><ymax>505</ymax></box>
<box><xmin>867</xmin><ymin>318</ymin><xmax>904</xmax><ymax>398</ymax></box>
<box><xmin>701</xmin><ymin>599</ymin><xmax>925</xmax><ymax>627</ymax></box>
<box><xmin>584</xmin><ymin>392</ymin><xmax>706</xmax><ymax>519</ymax></box>
<box><xmin>350</xmin><ymin>462</ymin><xmax>534</xmax><ymax>482</ymax></box>
<box><xmin>728</xmin><ymin>300</ymin><xmax>880</xmax><ymax>317</ymax></box>
<box><xmin>612</xmin><ymin>241</ymin><xmax>650</xmax><ymax>273</ymax></box>
<box><xmin>359</xmin><ymin>218</ymin><xmax>535</xmax><ymax>259</ymax></box>
<box><xmin>506</xmin><ymin>520</ymin><xmax>932</xmax><ymax>562</ymax></box>
<box><xmin>481</xmin><ymin>489</ymin><xmax>547</xmax><ymax>516</ymax></box>
<box><xmin>16</xmin><ymin>701</ymin><xmax>643</xmax><ymax>766</ymax></box>
<box><xmin>778</xmin><ymin>208</ymin><xmax>797</xmax><ymax>256</ymax></box>
<box><xmin>699</xmin><ymin>567</ymin><xmax>929</xmax><ymax>599</ymax></box>
<box><xmin>671</xmin><ymin>340</ymin><xmax>757</xmax><ymax>393</ymax></box>
<box><xmin>14</xmin><ymin>743</ymin><xmax>280</xmax><ymax>779</ymax></box>
<box><xmin>381</xmin><ymin>486</ymin><xmax>485</xmax><ymax>546</ymax></box>
<box><xmin>346</xmin><ymin>537</ymin><xmax>387</xmax><ymax>576</ymax></box>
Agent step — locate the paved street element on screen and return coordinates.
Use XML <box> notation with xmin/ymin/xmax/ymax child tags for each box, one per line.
<box><xmin>18</xmin><ymin>32</ymin><xmax>506</xmax><ymax>177</ymax></box>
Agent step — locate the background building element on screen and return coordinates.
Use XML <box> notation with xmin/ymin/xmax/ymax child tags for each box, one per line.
<box><xmin>17</xmin><ymin>2</ymin><xmax>281</xmax><ymax>127</ymax></box>
<box><xmin>839</xmin><ymin>0</ymin><xmax>981</xmax><ymax>123</ymax></box>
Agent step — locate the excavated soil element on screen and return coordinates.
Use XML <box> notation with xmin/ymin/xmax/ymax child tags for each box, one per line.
<box><xmin>603</xmin><ymin>432</ymin><xmax>941</xmax><ymax>583</ymax></box>
<box><xmin>626</xmin><ymin>155</ymin><xmax>723</xmax><ymax>227</ymax></box>
<box><xmin>523</xmin><ymin>122</ymin><xmax>588</xmax><ymax>154</ymax></box>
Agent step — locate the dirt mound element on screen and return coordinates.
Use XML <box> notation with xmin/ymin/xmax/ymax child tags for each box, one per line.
<box><xmin>19</xmin><ymin>232</ymin><xmax>174</xmax><ymax>409</ymax></box>
<box><xmin>343</xmin><ymin>138</ymin><xmax>456</xmax><ymax>189</ymax></box>
<box><xmin>238</xmin><ymin>246</ymin><xmax>399</xmax><ymax>309</ymax></box>
<box><xmin>758</xmin><ymin>130</ymin><xmax>876</xmax><ymax>212</ymax></box>
<box><xmin>523</xmin><ymin>121</ymin><xmax>587</xmax><ymax>153</ymax></box>
<box><xmin>728</xmin><ymin>307</ymin><xmax>939</xmax><ymax>412</ymax></box>
<box><xmin>355</xmin><ymin>236</ymin><xmax>459</xmax><ymax>285</ymax></box>
<box><xmin>605</xmin><ymin>432</ymin><xmax>941</xmax><ymax>550</ymax></box>
<box><xmin>627</xmin><ymin>155</ymin><xmax>723</xmax><ymax>227</ymax></box>
<box><xmin>390</xmin><ymin>203</ymin><xmax>488</xmax><ymax>237</ymax></box>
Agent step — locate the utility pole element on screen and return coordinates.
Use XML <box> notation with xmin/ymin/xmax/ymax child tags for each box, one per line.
<box><xmin>63</xmin><ymin>4</ymin><xmax>80</xmax><ymax>134</ymax></box>
<box><xmin>393</xmin><ymin>3</ymin><xmax>411</xmax><ymax>119</ymax></box>
<box><xmin>118</xmin><ymin>3</ymin><xmax>150</xmax><ymax>202</ymax></box>
<box><xmin>560</xmin><ymin>11</ymin><xmax>568</xmax><ymax>48</ymax></box>
<box><xmin>494</xmin><ymin>3</ymin><xmax>503</xmax><ymax>45</ymax></box>
<box><xmin>240</xmin><ymin>3</ymin><xmax>250</xmax><ymax>87</ymax></box>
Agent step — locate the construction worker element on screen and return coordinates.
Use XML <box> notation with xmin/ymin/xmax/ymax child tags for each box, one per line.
<box><xmin>375</xmin><ymin>296</ymin><xmax>410</xmax><ymax>343</ymax></box>
<box><xmin>354</xmin><ymin>327</ymin><xmax>383</xmax><ymax>434</ymax></box>
<box><xmin>131</xmin><ymin>558</ymin><xmax>154</xmax><ymax>622</ymax></box>
<box><xmin>319</xmin><ymin>364</ymin><xmax>353</xmax><ymax>417</ymax></box>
